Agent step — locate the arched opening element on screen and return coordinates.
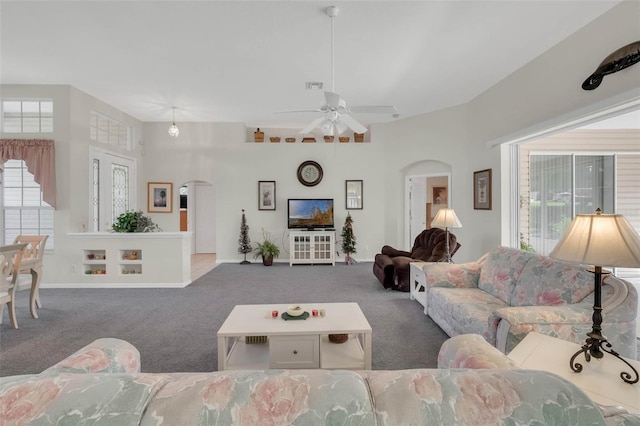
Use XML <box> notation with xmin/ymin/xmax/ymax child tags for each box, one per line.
<box><xmin>402</xmin><ymin>160</ymin><xmax>452</xmax><ymax>248</ymax></box>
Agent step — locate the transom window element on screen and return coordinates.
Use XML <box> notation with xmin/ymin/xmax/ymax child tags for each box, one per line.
<box><xmin>2</xmin><ymin>100</ymin><xmax>53</xmax><ymax>133</ymax></box>
<box><xmin>90</xmin><ymin>111</ymin><xmax>131</xmax><ymax>151</ymax></box>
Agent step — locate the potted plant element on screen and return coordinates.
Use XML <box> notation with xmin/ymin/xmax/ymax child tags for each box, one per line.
<box><xmin>254</xmin><ymin>232</ymin><xmax>280</xmax><ymax>266</ymax></box>
<box><xmin>112</xmin><ymin>210</ymin><xmax>162</xmax><ymax>233</ymax></box>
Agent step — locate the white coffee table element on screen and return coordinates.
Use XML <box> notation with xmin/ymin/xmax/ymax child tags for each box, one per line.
<box><xmin>508</xmin><ymin>332</ymin><xmax>640</xmax><ymax>414</ymax></box>
<box><xmin>217</xmin><ymin>302</ymin><xmax>372</xmax><ymax>371</ymax></box>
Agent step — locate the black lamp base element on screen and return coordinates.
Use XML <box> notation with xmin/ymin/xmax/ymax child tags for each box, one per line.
<box><xmin>570</xmin><ymin>266</ymin><xmax>638</xmax><ymax>385</ymax></box>
<box><xmin>570</xmin><ymin>331</ymin><xmax>639</xmax><ymax>384</ymax></box>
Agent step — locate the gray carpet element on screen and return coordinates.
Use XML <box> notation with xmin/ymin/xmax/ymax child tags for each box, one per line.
<box><xmin>0</xmin><ymin>262</ymin><xmax>449</xmax><ymax>377</ymax></box>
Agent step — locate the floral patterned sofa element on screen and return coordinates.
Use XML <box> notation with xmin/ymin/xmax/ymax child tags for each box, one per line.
<box><xmin>437</xmin><ymin>334</ymin><xmax>640</xmax><ymax>425</ymax></box>
<box><xmin>0</xmin><ymin>337</ymin><xmax>619</xmax><ymax>425</ymax></box>
<box><xmin>421</xmin><ymin>246</ymin><xmax>638</xmax><ymax>357</ymax></box>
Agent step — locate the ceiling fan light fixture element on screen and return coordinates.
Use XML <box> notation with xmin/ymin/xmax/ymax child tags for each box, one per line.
<box><xmin>282</xmin><ymin>4</ymin><xmax>395</xmax><ymax>135</ymax></box>
<box><xmin>305</xmin><ymin>81</ymin><xmax>324</xmax><ymax>90</ymax></box>
<box><xmin>168</xmin><ymin>107</ymin><xmax>179</xmax><ymax>138</ymax></box>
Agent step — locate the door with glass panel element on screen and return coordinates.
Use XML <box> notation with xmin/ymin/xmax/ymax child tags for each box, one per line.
<box><xmin>527</xmin><ymin>154</ymin><xmax>614</xmax><ymax>255</ymax></box>
<box><xmin>90</xmin><ymin>149</ymin><xmax>136</xmax><ymax>231</ymax></box>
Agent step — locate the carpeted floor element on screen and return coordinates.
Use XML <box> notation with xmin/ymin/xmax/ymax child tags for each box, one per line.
<box><xmin>0</xmin><ymin>262</ymin><xmax>450</xmax><ymax>377</ymax></box>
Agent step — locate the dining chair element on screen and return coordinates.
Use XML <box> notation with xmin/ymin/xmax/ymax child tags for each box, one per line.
<box><xmin>0</xmin><ymin>243</ymin><xmax>28</xmax><ymax>329</ymax></box>
<box><xmin>12</xmin><ymin>235</ymin><xmax>49</xmax><ymax>318</ymax></box>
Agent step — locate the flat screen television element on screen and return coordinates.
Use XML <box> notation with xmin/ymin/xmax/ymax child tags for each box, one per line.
<box><xmin>287</xmin><ymin>199</ymin><xmax>334</xmax><ymax>229</ymax></box>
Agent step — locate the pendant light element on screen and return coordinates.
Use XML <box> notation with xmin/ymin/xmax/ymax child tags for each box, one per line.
<box><xmin>168</xmin><ymin>107</ymin><xmax>179</xmax><ymax>138</ymax></box>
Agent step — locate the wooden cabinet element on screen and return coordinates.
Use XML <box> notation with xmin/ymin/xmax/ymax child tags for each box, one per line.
<box><xmin>289</xmin><ymin>230</ymin><xmax>335</xmax><ymax>266</ymax></box>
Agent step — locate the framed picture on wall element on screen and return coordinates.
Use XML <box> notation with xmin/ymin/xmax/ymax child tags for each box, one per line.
<box><xmin>148</xmin><ymin>182</ymin><xmax>173</xmax><ymax>213</ymax></box>
<box><xmin>258</xmin><ymin>181</ymin><xmax>276</xmax><ymax>210</ymax></box>
<box><xmin>433</xmin><ymin>186</ymin><xmax>447</xmax><ymax>205</ymax></box>
<box><xmin>346</xmin><ymin>180</ymin><xmax>363</xmax><ymax>210</ymax></box>
<box><xmin>473</xmin><ymin>169</ymin><xmax>492</xmax><ymax>210</ymax></box>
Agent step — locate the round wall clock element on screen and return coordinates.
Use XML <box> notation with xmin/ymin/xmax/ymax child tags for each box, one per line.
<box><xmin>297</xmin><ymin>160</ymin><xmax>323</xmax><ymax>187</ymax></box>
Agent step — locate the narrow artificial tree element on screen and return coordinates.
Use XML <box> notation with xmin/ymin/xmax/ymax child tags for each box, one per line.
<box><xmin>341</xmin><ymin>213</ymin><xmax>357</xmax><ymax>265</ymax></box>
<box><xmin>238</xmin><ymin>209</ymin><xmax>252</xmax><ymax>264</ymax></box>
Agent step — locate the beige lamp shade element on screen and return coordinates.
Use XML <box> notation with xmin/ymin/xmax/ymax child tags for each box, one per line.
<box><xmin>431</xmin><ymin>208</ymin><xmax>462</xmax><ymax>229</ymax></box>
<box><xmin>549</xmin><ymin>212</ymin><xmax>640</xmax><ymax>268</ymax></box>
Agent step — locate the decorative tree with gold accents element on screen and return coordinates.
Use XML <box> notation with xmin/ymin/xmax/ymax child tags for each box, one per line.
<box><xmin>341</xmin><ymin>213</ymin><xmax>356</xmax><ymax>265</ymax></box>
<box><xmin>238</xmin><ymin>209</ymin><xmax>252</xmax><ymax>264</ymax></box>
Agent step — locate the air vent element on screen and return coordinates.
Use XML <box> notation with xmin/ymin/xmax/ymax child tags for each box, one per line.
<box><xmin>305</xmin><ymin>82</ymin><xmax>323</xmax><ymax>90</ymax></box>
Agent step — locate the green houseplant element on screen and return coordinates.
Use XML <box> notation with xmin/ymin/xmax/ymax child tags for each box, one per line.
<box><xmin>254</xmin><ymin>231</ymin><xmax>280</xmax><ymax>266</ymax></box>
<box><xmin>112</xmin><ymin>210</ymin><xmax>162</xmax><ymax>233</ymax></box>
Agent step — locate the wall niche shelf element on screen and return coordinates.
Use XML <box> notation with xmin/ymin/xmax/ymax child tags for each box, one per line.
<box><xmin>246</xmin><ymin>127</ymin><xmax>370</xmax><ymax>144</ymax></box>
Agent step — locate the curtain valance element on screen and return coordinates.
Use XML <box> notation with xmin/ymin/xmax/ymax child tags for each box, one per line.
<box><xmin>0</xmin><ymin>139</ymin><xmax>57</xmax><ymax>208</ymax></box>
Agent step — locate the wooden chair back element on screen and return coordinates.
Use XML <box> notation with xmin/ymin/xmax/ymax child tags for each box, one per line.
<box><xmin>0</xmin><ymin>243</ymin><xmax>28</xmax><ymax>328</ymax></box>
<box><xmin>13</xmin><ymin>235</ymin><xmax>48</xmax><ymax>270</ymax></box>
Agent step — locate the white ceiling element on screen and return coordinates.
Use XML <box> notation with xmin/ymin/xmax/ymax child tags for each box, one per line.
<box><xmin>0</xmin><ymin>1</ymin><xmax>624</xmax><ymax>129</ymax></box>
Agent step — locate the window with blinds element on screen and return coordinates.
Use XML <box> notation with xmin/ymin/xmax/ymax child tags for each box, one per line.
<box><xmin>526</xmin><ymin>154</ymin><xmax>615</xmax><ymax>255</ymax></box>
<box><xmin>90</xmin><ymin>111</ymin><xmax>131</xmax><ymax>151</ymax></box>
<box><xmin>1</xmin><ymin>160</ymin><xmax>54</xmax><ymax>248</ymax></box>
<box><xmin>2</xmin><ymin>100</ymin><xmax>53</xmax><ymax>133</ymax></box>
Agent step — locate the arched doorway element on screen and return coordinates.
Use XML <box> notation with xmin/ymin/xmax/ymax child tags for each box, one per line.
<box><xmin>402</xmin><ymin>160</ymin><xmax>452</xmax><ymax>247</ymax></box>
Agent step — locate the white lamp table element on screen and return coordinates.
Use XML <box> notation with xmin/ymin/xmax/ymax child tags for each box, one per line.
<box><xmin>409</xmin><ymin>262</ymin><xmax>429</xmax><ymax>314</ymax></box>
<box><xmin>508</xmin><ymin>332</ymin><xmax>640</xmax><ymax>414</ymax></box>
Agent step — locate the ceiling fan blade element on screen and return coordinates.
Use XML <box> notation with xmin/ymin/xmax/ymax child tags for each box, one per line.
<box><xmin>299</xmin><ymin>116</ymin><xmax>326</xmax><ymax>134</ymax></box>
<box><xmin>275</xmin><ymin>108</ymin><xmax>324</xmax><ymax>114</ymax></box>
<box><xmin>339</xmin><ymin>114</ymin><xmax>368</xmax><ymax>134</ymax></box>
<box><xmin>349</xmin><ymin>105</ymin><xmax>397</xmax><ymax>114</ymax></box>
<box><xmin>325</xmin><ymin>91</ymin><xmax>342</xmax><ymax>109</ymax></box>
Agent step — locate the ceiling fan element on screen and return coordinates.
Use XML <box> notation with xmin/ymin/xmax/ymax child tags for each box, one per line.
<box><xmin>281</xmin><ymin>6</ymin><xmax>397</xmax><ymax>136</ymax></box>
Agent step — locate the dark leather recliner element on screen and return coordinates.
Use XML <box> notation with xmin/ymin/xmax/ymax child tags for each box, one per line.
<box><xmin>373</xmin><ymin>228</ymin><xmax>460</xmax><ymax>292</ymax></box>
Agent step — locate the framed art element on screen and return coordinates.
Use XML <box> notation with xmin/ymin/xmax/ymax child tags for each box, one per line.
<box><xmin>346</xmin><ymin>180</ymin><xmax>363</xmax><ymax>210</ymax></box>
<box><xmin>148</xmin><ymin>182</ymin><xmax>173</xmax><ymax>213</ymax></box>
<box><xmin>258</xmin><ymin>181</ymin><xmax>276</xmax><ymax>210</ymax></box>
<box><xmin>473</xmin><ymin>169</ymin><xmax>492</xmax><ymax>210</ymax></box>
<box><xmin>432</xmin><ymin>186</ymin><xmax>447</xmax><ymax>205</ymax></box>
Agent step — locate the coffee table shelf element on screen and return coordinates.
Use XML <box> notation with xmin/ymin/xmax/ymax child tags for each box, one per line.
<box><xmin>224</xmin><ymin>339</ymin><xmax>270</xmax><ymax>370</ymax></box>
<box><xmin>217</xmin><ymin>303</ymin><xmax>372</xmax><ymax>371</ymax></box>
<box><xmin>320</xmin><ymin>335</ymin><xmax>366</xmax><ymax>370</ymax></box>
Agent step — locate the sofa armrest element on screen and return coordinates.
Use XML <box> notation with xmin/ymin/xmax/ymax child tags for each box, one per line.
<box><xmin>437</xmin><ymin>334</ymin><xmax>518</xmax><ymax>369</ymax></box>
<box><xmin>374</xmin><ymin>253</ymin><xmax>394</xmax><ymax>270</ymax></box>
<box><xmin>381</xmin><ymin>245</ymin><xmax>411</xmax><ymax>258</ymax></box>
<box><xmin>423</xmin><ymin>261</ymin><xmax>482</xmax><ymax>289</ymax></box>
<box><xmin>42</xmin><ymin>338</ymin><xmax>141</xmax><ymax>375</ymax></box>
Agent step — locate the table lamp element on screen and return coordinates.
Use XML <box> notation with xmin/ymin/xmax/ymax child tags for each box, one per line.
<box><xmin>549</xmin><ymin>208</ymin><xmax>640</xmax><ymax>384</ymax></box>
<box><xmin>431</xmin><ymin>208</ymin><xmax>462</xmax><ymax>263</ymax></box>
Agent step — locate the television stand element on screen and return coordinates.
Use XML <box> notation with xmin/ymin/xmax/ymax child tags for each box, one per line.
<box><xmin>289</xmin><ymin>230</ymin><xmax>335</xmax><ymax>266</ymax></box>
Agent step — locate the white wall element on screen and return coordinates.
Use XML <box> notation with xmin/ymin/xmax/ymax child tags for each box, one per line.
<box><xmin>142</xmin><ymin>122</ymin><xmax>390</xmax><ymax>263</ymax></box>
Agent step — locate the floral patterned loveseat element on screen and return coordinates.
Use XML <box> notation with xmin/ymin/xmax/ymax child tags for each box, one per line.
<box><xmin>422</xmin><ymin>246</ymin><xmax>638</xmax><ymax>356</ymax></box>
<box><xmin>0</xmin><ymin>337</ymin><xmax>618</xmax><ymax>425</ymax></box>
